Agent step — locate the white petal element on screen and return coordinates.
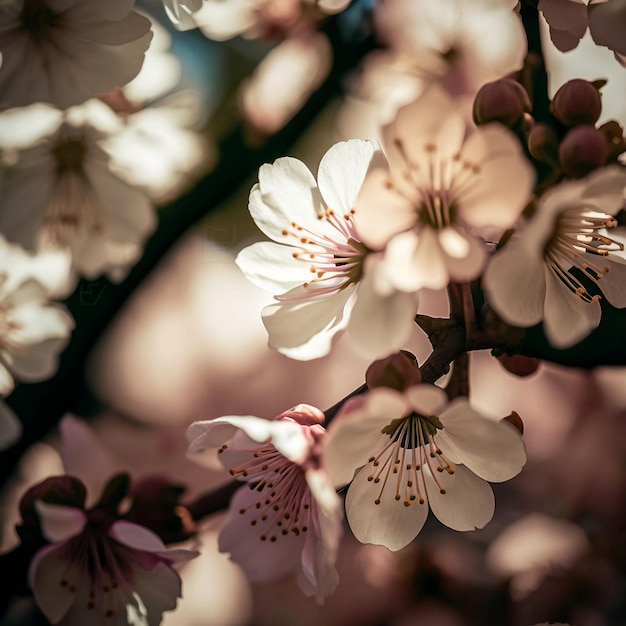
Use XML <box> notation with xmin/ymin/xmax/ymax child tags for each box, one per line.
<box><xmin>28</xmin><ymin>543</ymin><xmax>77</xmax><ymax>624</ymax></box>
<box><xmin>347</xmin><ymin>268</ymin><xmax>418</xmax><ymax>360</ymax></box>
<box><xmin>439</xmin><ymin>228</ymin><xmax>488</xmax><ymax>283</ymax></box>
<box><xmin>317</xmin><ymin>140</ymin><xmax>379</xmax><ymax>215</ymax></box>
<box><xmin>425</xmin><ymin>464</ymin><xmax>495</xmax><ymax>531</ymax></box>
<box><xmin>34</xmin><ymin>501</ymin><xmax>87</xmax><ymax>543</ymax></box>
<box><xmin>235</xmin><ymin>242</ymin><xmax>310</xmax><ymax>293</ymax></box>
<box><xmin>262</xmin><ymin>286</ymin><xmax>355</xmax><ymax>358</ymax></box>
<box><xmin>483</xmin><ymin>238</ymin><xmax>547</xmax><ymax>328</ymax></box>
<box><xmin>404</xmin><ymin>384</ymin><xmax>449</xmax><ymax>417</ymax></box>
<box><xmin>127</xmin><ymin>562</ymin><xmax>182</xmax><ymax>626</ymax></box>
<box><xmin>187</xmin><ymin>415</ymin><xmax>273</xmax><ymax>453</ymax></box>
<box><xmin>8</xmin><ymin>336</ymin><xmax>71</xmax><ymax>382</ymax></box>
<box><xmin>598</xmin><ymin>257</ymin><xmax>626</xmax><ymax>308</ymax></box>
<box><xmin>9</xmin><ymin>302</ymin><xmax>74</xmax><ymax>345</ymax></box>
<box><xmin>345</xmin><ymin>460</ymin><xmax>429</xmax><ymax>551</ymax></box>
<box><xmin>543</xmin><ymin>265</ymin><xmax>601</xmax><ymax>348</ymax></box>
<box><xmin>437</xmin><ymin>399</ymin><xmax>526</xmax><ymax>482</ymax></box>
<box><xmin>109</xmin><ymin>520</ymin><xmax>167</xmax><ymax>552</ymax></box>
<box><xmin>579</xmin><ymin>166</ymin><xmax>626</xmax><ymax>216</ymax></box>
<box><xmin>0</xmin><ymin>399</ymin><xmax>21</xmax><ymax>449</ymax></box>
<box><xmin>323</xmin><ymin>389</ymin><xmax>409</xmax><ymax>488</ymax></box>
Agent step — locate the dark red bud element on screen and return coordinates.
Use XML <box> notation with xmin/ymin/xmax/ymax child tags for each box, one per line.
<box><xmin>551</xmin><ymin>79</ymin><xmax>603</xmax><ymax>127</ymax></box>
<box><xmin>366</xmin><ymin>351</ymin><xmax>421</xmax><ymax>391</ymax></box>
<box><xmin>473</xmin><ymin>78</ymin><xmax>532</xmax><ymax>128</ymax></box>
<box><xmin>559</xmin><ymin>126</ymin><xmax>609</xmax><ymax>178</ymax></box>
<box><xmin>496</xmin><ymin>353</ymin><xmax>540</xmax><ymax>377</ymax></box>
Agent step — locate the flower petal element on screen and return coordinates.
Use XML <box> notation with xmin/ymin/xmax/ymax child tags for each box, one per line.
<box><xmin>425</xmin><ymin>464</ymin><xmax>495</xmax><ymax>531</ymax></box>
<box><xmin>437</xmin><ymin>399</ymin><xmax>526</xmax><ymax>482</ymax></box>
<box><xmin>109</xmin><ymin>520</ymin><xmax>167</xmax><ymax>552</ymax></box>
<box><xmin>345</xmin><ymin>458</ymin><xmax>429</xmax><ymax>551</ymax></box>
<box><xmin>543</xmin><ymin>264</ymin><xmax>601</xmax><ymax>348</ymax></box>
<box><xmin>0</xmin><ymin>399</ymin><xmax>21</xmax><ymax>449</ymax></box>
<box><xmin>405</xmin><ymin>384</ymin><xmax>449</xmax><ymax>417</ymax></box>
<box><xmin>34</xmin><ymin>501</ymin><xmax>87</xmax><ymax>543</ymax></box>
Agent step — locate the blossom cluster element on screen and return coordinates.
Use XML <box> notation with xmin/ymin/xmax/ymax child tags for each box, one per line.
<box><xmin>1</xmin><ymin>0</ymin><xmax>625</xmax><ymax>625</ymax></box>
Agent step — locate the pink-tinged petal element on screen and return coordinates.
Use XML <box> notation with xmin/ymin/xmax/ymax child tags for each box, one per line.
<box><xmin>579</xmin><ymin>166</ymin><xmax>626</xmax><ymax>216</ymax></box>
<box><xmin>404</xmin><ymin>384</ymin><xmax>449</xmax><ymax>417</ymax></box>
<box><xmin>235</xmin><ymin>242</ymin><xmax>310</xmax><ymax>293</ymax></box>
<box><xmin>425</xmin><ymin>464</ymin><xmax>495</xmax><ymax>531</ymax></box>
<box><xmin>109</xmin><ymin>520</ymin><xmax>167</xmax><ymax>552</ymax></box>
<box><xmin>261</xmin><ymin>285</ymin><xmax>355</xmax><ymax>358</ymax></box>
<box><xmin>543</xmin><ymin>264</ymin><xmax>601</xmax><ymax>348</ymax></box>
<box><xmin>345</xmin><ymin>458</ymin><xmax>429</xmax><ymax>551</ymax></box>
<box><xmin>354</xmin><ymin>167</ymin><xmax>416</xmax><ymax>250</ymax></box>
<box><xmin>34</xmin><ymin>501</ymin><xmax>86</xmax><ymax>543</ymax></box>
<box><xmin>126</xmin><ymin>561</ymin><xmax>183</xmax><ymax>626</ymax></box>
<box><xmin>597</xmin><ymin>257</ymin><xmax>626</xmax><ymax>308</ymax></box>
<box><xmin>383</xmin><ymin>88</ymin><xmax>466</xmax><ymax>174</ymax></box>
<box><xmin>482</xmin><ymin>238</ymin><xmax>547</xmax><ymax>328</ymax></box>
<box><xmin>437</xmin><ymin>399</ymin><xmax>526</xmax><ymax>482</ymax></box>
<box><xmin>324</xmin><ymin>389</ymin><xmax>409</xmax><ymax>487</ymax></box>
<box><xmin>0</xmin><ymin>399</ymin><xmax>20</xmax><ymax>449</ymax></box>
<box><xmin>187</xmin><ymin>416</ymin><xmax>273</xmax><ymax>453</ymax></box>
<box><xmin>0</xmin><ymin>364</ymin><xmax>15</xmax><ymax>396</ymax></box>
<box><xmin>385</xmin><ymin>228</ymin><xmax>449</xmax><ymax>292</ymax></box>
<box><xmin>218</xmin><ymin>487</ymin><xmax>303</xmax><ymax>582</ymax></box>
<box><xmin>28</xmin><ymin>543</ymin><xmax>77</xmax><ymax>624</ymax></box>
<box><xmin>347</xmin><ymin>267</ymin><xmax>418</xmax><ymax>360</ymax></box>
<box><xmin>317</xmin><ymin>139</ymin><xmax>380</xmax><ymax>215</ymax></box>
<box><xmin>458</xmin><ymin>125</ymin><xmax>534</xmax><ymax>232</ymax></box>
<box><xmin>439</xmin><ymin>228</ymin><xmax>488</xmax><ymax>283</ymax></box>
<box><xmin>257</xmin><ymin>157</ymin><xmax>323</xmax><ymax>226</ymax></box>
<box><xmin>59</xmin><ymin>415</ymin><xmax>118</xmax><ymax>501</ymax></box>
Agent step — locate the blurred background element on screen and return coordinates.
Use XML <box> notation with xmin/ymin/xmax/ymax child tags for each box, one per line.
<box><xmin>2</xmin><ymin>1</ymin><xmax>626</xmax><ymax>625</ymax></box>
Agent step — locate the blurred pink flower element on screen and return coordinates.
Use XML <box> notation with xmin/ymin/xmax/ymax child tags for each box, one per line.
<box><xmin>0</xmin><ymin>238</ymin><xmax>74</xmax><ymax>397</ymax></box>
<box><xmin>236</xmin><ymin>139</ymin><xmax>419</xmax><ymax>360</ymax></box>
<box><xmin>324</xmin><ymin>385</ymin><xmax>526</xmax><ymax>551</ymax></box>
<box><xmin>356</xmin><ymin>87</ymin><xmax>534</xmax><ymax>292</ymax></box>
<box><xmin>163</xmin><ymin>0</ymin><xmax>203</xmax><ymax>30</ymax></box>
<box><xmin>0</xmin><ymin>399</ymin><xmax>20</xmax><ymax>450</ymax></box>
<box><xmin>29</xmin><ymin>501</ymin><xmax>196</xmax><ymax>626</ymax></box>
<box><xmin>0</xmin><ymin>0</ymin><xmax>152</xmax><ymax>110</ymax></box>
<box><xmin>187</xmin><ymin>404</ymin><xmax>342</xmax><ymax>603</ymax></box>
<box><xmin>483</xmin><ymin>166</ymin><xmax>626</xmax><ymax>348</ymax></box>
<box><xmin>0</xmin><ymin>121</ymin><xmax>156</xmax><ymax>282</ymax></box>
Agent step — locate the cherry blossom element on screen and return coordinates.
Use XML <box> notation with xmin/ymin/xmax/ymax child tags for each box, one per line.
<box><xmin>29</xmin><ymin>499</ymin><xmax>196</xmax><ymax>626</ymax></box>
<box><xmin>236</xmin><ymin>139</ymin><xmax>419</xmax><ymax>360</ymax></box>
<box><xmin>0</xmin><ymin>237</ymin><xmax>74</xmax><ymax>397</ymax></box>
<box><xmin>163</xmin><ymin>0</ymin><xmax>203</xmax><ymax>31</ymax></box>
<box><xmin>186</xmin><ymin>404</ymin><xmax>342</xmax><ymax>603</ymax></box>
<box><xmin>483</xmin><ymin>166</ymin><xmax>626</xmax><ymax>348</ymax></box>
<box><xmin>0</xmin><ymin>120</ymin><xmax>156</xmax><ymax>282</ymax></box>
<box><xmin>0</xmin><ymin>0</ymin><xmax>153</xmax><ymax>110</ymax></box>
<box><xmin>323</xmin><ymin>385</ymin><xmax>526</xmax><ymax>551</ymax></box>
<box><xmin>355</xmin><ymin>87</ymin><xmax>534</xmax><ymax>293</ymax></box>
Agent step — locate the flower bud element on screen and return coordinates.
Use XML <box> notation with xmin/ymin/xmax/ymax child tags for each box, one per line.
<box><xmin>496</xmin><ymin>353</ymin><xmax>540</xmax><ymax>377</ymax></box>
<box><xmin>559</xmin><ymin>126</ymin><xmax>609</xmax><ymax>178</ymax></box>
<box><xmin>473</xmin><ymin>78</ymin><xmax>532</xmax><ymax>128</ymax></box>
<box><xmin>550</xmin><ymin>79</ymin><xmax>603</xmax><ymax>127</ymax></box>
<box><xmin>598</xmin><ymin>120</ymin><xmax>626</xmax><ymax>160</ymax></box>
<box><xmin>366</xmin><ymin>351</ymin><xmax>421</xmax><ymax>391</ymax></box>
<box><xmin>527</xmin><ymin>123</ymin><xmax>560</xmax><ymax>165</ymax></box>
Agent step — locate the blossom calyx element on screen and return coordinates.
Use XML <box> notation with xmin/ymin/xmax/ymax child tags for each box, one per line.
<box><xmin>365</xmin><ymin>351</ymin><xmax>422</xmax><ymax>391</ymax></box>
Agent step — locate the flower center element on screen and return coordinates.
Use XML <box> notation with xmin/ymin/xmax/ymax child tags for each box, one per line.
<box><xmin>220</xmin><ymin>442</ymin><xmax>311</xmax><ymax>542</ymax></box>
<box><xmin>276</xmin><ymin>208</ymin><xmax>369</xmax><ymax>301</ymax></box>
<box><xmin>544</xmin><ymin>209</ymin><xmax>624</xmax><ymax>303</ymax></box>
<box><xmin>385</xmin><ymin>137</ymin><xmax>479</xmax><ymax>231</ymax></box>
<box><xmin>366</xmin><ymin>413</ymin><xmax>455</xmax><ymax>507</ymax></box>
<box><xmin>21</xmin><ymin>0</ymin><xmax>61</xmax><ymax>39</ymax></box>
<box><xmin>53</xmin><ymin>137</ymin><xmax>88</xmax><ymax>176</ymax></box>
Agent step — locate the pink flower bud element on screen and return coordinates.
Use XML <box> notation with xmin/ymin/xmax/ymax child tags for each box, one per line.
<box><xmin>473</xmin><ymin>78</ymin><xmax>531</xmax><ymax>128</ymax></box>
<box><xmin>550</xmin><ymin>79</ymin><xmax>603</xmax><ymax>127</ymax></box>
<box><xmin>559</xmin><ymin>126</ymin><xmax>609</xmax><ymax>178</ymax></box>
